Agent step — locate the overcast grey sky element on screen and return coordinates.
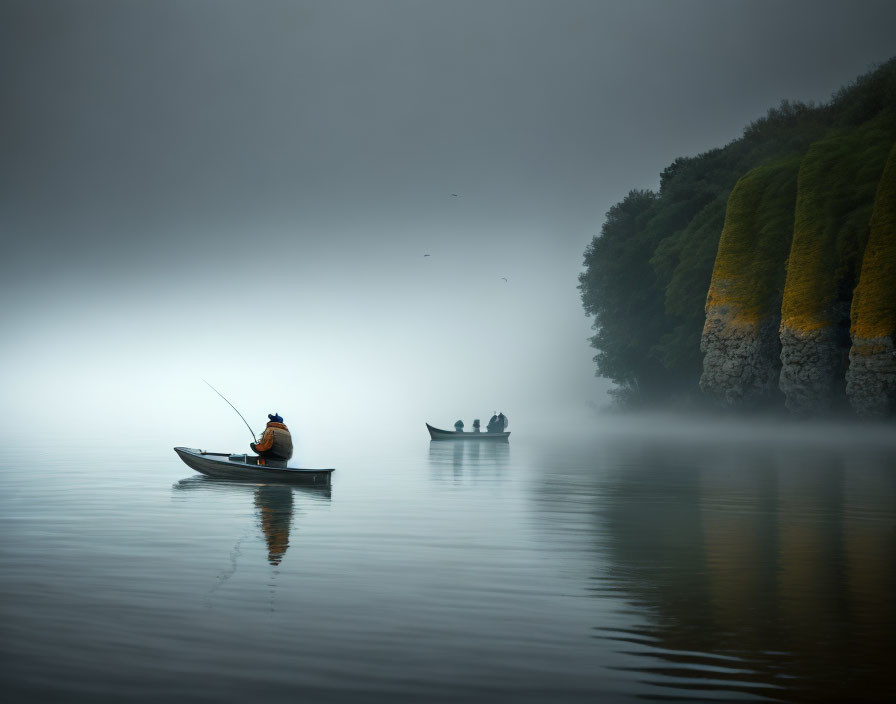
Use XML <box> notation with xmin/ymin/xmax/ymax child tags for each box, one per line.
<box><xmin>2</xmin><ymin>1</ymin><xmax>895</xmax><ymax>441</ymax></box>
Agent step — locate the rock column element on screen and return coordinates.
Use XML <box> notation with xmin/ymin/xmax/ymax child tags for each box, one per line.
<box><xmin>778</xmin><ymin>126</ymin><xmax>894</xmax><ymax>414</ymax></box>
<box><xmin>846</xmin><ymin>143</ymin><xmax>896</xmax><ymax>417</ymax></box>
<box><xmin>700</xmin><ymin>162</ymin><xmax>797</xmax><ymax>408</ymax></box>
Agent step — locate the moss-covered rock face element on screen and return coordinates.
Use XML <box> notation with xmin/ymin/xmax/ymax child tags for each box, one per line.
<box><xmin>700</xmin><ymin>159</ymin><xmax>799</xmax><ymax>406</ymax></box>
<box><xmin>778</xmin><ymin>116</ymin><xmax>896</xmax><ymax>413</ymax></box>
<box><xmin>581</xmin><ymin>58</ymin><xmax>896</xmax><ymax>415</ymax></box>
<box><xmin>847</xmin><ymin>142</ymin><xmax>896</xmax><ymax>416</ymax></box>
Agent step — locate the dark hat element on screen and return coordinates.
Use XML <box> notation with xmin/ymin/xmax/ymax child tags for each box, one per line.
<box><xmin>268</xmin><ymin>413</ymin><xmax>283</xmax><ymax>423</ymax></box>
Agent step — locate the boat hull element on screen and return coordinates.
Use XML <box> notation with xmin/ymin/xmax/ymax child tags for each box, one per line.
<box><xmin>426</xmin><ymin>423</ymin><xmax>509</xmax><ymax>441</ymax></box>
<box><xmin>174</xmin><ymin>447</ymin><xmax>334</xmax><ymax>484</ymax></box>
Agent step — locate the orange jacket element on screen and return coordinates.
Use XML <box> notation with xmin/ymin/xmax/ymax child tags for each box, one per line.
<box><xmin>252</xmin><ymin>421</ymin><xmax>293</xmax><ymax>459</ymax></box>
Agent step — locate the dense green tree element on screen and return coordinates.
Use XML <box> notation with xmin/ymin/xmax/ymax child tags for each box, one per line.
<box><xmin>579</xmin><ymin>190</ymin><xmax>664</xmax><ymax>404</ymax></box>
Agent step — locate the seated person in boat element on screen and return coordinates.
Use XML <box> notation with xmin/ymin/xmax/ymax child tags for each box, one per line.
<box><xmin>472</xmin><ymin>419</ymin><xmax>481</xmax><ymax>433</ymax></box>
<box><xmin>486</xmin><ymin>412</ymin><xmax>507</xmax><ymax>433</ymax></box>
<box><xmin>454</xmin><ymin>420</ymin><xmax>464</xmax><ymax>433</ymax></box>
<box><xmin>250</xmin><ymin>413</ymin><xmax>293</xmax><ymax>460</ymax></box>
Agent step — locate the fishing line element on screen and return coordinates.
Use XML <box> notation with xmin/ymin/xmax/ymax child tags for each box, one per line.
<box><xmin>204</xmin><ymin>524</ymin><xmax>251</xmax><ymax>608</ymax></box>
<box><xmin>202</xmin><ymin>379</ymin><xmax>258</xmax><ymax>443</ymax></box>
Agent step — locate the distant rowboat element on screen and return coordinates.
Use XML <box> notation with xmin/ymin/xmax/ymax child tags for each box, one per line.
<box><xmin>173</xmin><ymin>447</ymin><xmax>334</xmax><ymax>484</ymax></box>
<box><xmin>426</xmin><ymin>423</ymin><xmax>510</xmax><ymax>441</ymax></box>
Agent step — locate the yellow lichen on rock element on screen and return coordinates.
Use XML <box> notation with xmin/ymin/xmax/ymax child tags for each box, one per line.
<box><xmin>846</xmin><ymin>139</ymin><xmax>896</xmax><ymax>416</ymax></box>
<box><xmin>705</xmin><ymin>158</ymin><xmax>800</xmax><ymax>329</ymax></box>
<box><xmin>700</xmin><ymin>158</ymin><xmax>799</xmax><ymax>407</ymax></box>
<box><xmin>781</xmin><ymin>116</ymin><xmax>896</xmax><ymax>334</ymax></box>
<box><xmin>850</xmin><ymin>141</ymin><xmax>896</xmax><ymax>343</ymax></box>
<box><xmin>779</xmin><ymin>115</ymin><xmax>896</xmax><ymax>413</ymax></box>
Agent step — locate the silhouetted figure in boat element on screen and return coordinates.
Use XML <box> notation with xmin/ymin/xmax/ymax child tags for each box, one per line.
<box><xmin>487</xmin><ymin>412</ymin><xmax>507</xmax><ymax>433</ymax></box>
<box><xmin>472</xmin><ymin>419</ymin><xmax>481</xmax><ymax>433</ymax></box>
<box><xmin>250</xmin><ymin>413</ymin><xmax>293</xmax><ymax>461</ymax></box>
<box><xmin>454</xmin><ymin>420</ymin><xmax>464</xmax><ymax>433</ymax></box>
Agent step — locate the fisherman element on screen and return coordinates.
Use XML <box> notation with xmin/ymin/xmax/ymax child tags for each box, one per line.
<box><xmin>486</xmin><ymin>412</ymin><xmax>499</xmax><ymax>433</ymax></box>
<box><xmin>250</xmin><ymin>413</ymin><xmax>294</xmax><ymax>460</ymax></box>
<box><xmin>496</xmin><ymin>412</ymin><xmax>507</xmax><ymax>432</ymax></box>
<box><xmin>454</xmin><ymin>419</ymin><xmax>465</xmax><ymax>433</ymax></box>
<box><xmin>472</xmin><ymin>419</ymin><xmax>481</xmax><ymax>433</ymax></box>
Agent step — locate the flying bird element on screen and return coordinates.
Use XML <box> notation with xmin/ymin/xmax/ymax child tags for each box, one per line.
<box><xmin>450</xmin><ymin>193</ymin><xmax>458</xmax><ymax>197</ymax></box>
<box><xmin>501</xmin><ymin>277</ymin><xmax>508</xmax><ymax>282</ymax></box>
<box><xmin>423</xmin><ymin>254</ymin><xmax>430</xmax><ymax>257</ymax></box>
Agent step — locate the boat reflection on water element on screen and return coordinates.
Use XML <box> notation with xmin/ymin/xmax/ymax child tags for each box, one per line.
<box><xmin>427</xmin><ymin>439</ymin><xmax>510</xmax><ymax>482</ymax></box>
<box><xmin>254</xmin><ymin>485</ymin><xmax>292</xmax><ymax>565</ymax></box>
<box><xmin>173</xmin><ymin>476</ymin><xmax>331</xmax><ymax>565</ymax></box>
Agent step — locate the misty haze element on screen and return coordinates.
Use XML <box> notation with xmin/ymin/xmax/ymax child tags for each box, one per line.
<box><xmin>2</xmin><ymin>2</ymin><xmax>895</xmax><ymax>703</ymax></box>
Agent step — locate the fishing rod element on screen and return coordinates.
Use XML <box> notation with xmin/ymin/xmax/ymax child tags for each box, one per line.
<box><xmin>202</xmin><ymin>379</ymin><xmax>258</xmax><ymax>443</ymax></box>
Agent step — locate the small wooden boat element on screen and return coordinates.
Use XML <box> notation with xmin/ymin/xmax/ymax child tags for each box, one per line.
<box><xmin>173</xmin><ymin>447</ymin><xmax>334</xmax><ymax>484</ymax></box>
<box><xmin>426</xmin><ymin>423</ymin><xmax>510</xmax><ymax>441</ymax></box>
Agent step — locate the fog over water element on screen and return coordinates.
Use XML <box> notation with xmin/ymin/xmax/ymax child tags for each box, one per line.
<box><xmin>4</xmin><ymin>6</ymin><xmax>896</xmax><ymax>702</ymax></box>
<box><xmin>3</xmin><ymin>0</ymin><xmax>896</xmax><ymax>441</ymax></box>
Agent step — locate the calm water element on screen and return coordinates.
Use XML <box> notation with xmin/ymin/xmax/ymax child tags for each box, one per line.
<box><xmin>2</xmin><ymin>422</ymin><xmax>895</xmax><ymax>702</ymax></box>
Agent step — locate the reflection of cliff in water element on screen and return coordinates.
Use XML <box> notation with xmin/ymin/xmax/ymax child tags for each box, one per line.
<box><xmin>531</xmin><ymin>438</ymin><xmax>896</xmax><ymax>702</ymax></box>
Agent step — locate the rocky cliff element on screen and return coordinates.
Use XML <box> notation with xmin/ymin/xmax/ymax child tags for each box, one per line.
<box><xmin>846</xmin><ymin>143</ymin><xmax>896</xmax><ymax>416</ymax></box>
<box><xmin>702</xmin><ymin>116</ymin><xmax>895</xmax><ymax>414</ymax></box>
<box><xmin>699</xmin><ymin>158</ymin><xmax>798</xmax><ymax>407</ymax></box>
<box><xmin>778</xmin><ymin>116</ymin><xmax>894</xmax><ymax>412</ymax></box>
<box><xmin>580</xmin><ymin>57</ymin><xmax>896</xmax><ymax>416</ymax></box>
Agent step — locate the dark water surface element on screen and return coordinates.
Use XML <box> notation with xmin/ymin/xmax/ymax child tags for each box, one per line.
<box><xmin>2</xmin><ymin>425</ymin><xmax>895</xmax><ymax>702</ymax></box>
